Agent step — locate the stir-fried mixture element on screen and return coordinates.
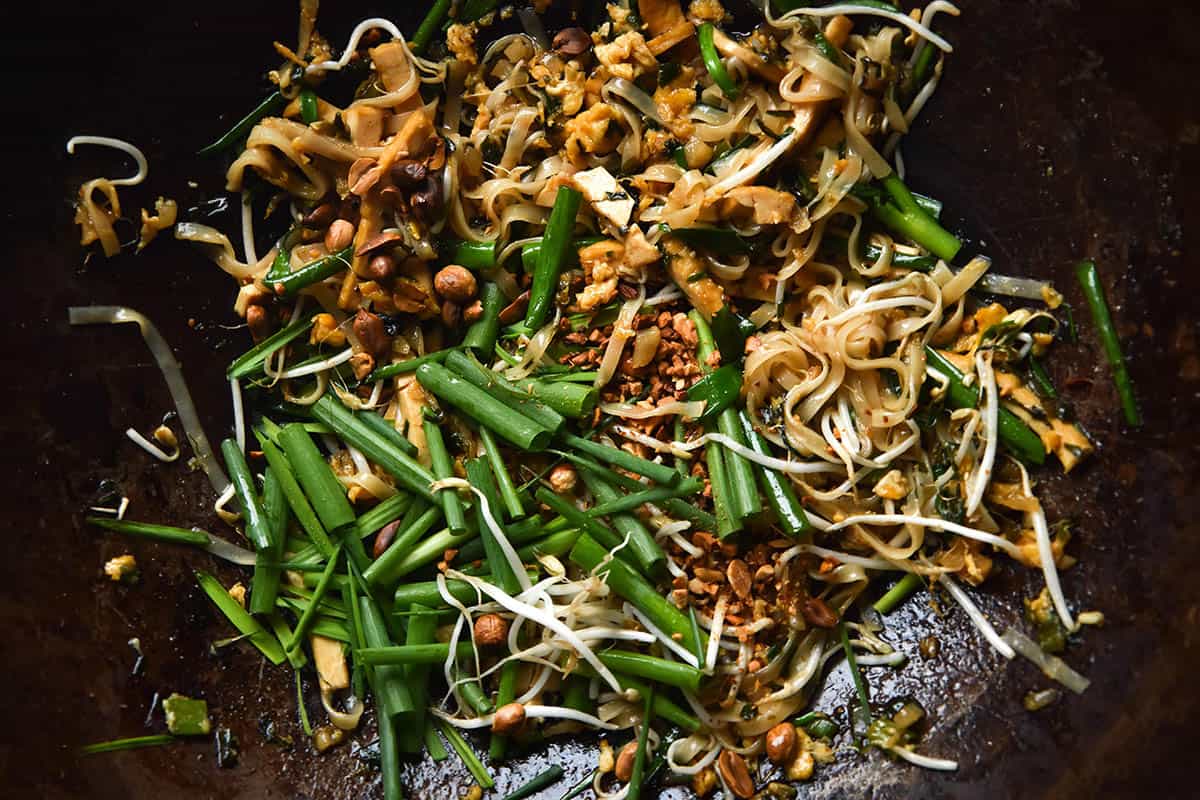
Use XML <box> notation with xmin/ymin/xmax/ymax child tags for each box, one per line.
<box><xmin>72</xmin><ymin>1</ymin><xmax>1139</xmax><ymax>797</ymax></box>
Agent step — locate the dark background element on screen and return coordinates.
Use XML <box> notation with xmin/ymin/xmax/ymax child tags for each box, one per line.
<box><xmin>2</xmin><ymin>1</ymin><xmax>1199</xmax><ymax>798</ymax></box>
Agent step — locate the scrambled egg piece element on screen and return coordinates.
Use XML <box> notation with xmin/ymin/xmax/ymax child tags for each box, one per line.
<box><xmin>872</xmin><ymin>469</ymin><xmax>909</xmax><ymax>500</ymax></box>
<box><xmin>104</xmin><ymin>554</ymin><xmax>138</xmax><ymax>583</ymax></box>
<box><xmin>534</xmin><ymin>60</ymin><xmax>586</xmax><ymax>117</ymax></box>
<box><xmin>576</xmin><ymin>240</ymin><xmax>623</xmax><ymax>311</ymax></box>
<box><xmin>594</xmin><ymin>32</ymin><xmax>657</xmax><ymax>81</ymax></box>
<box><xmin>310</xmin><ymin>312</ymin><xmax>347</xmax><ymax>347</ymax></box>
<box><xmin>564</xmin><ymin>103</ymin><xmax>620</xmax><ymax>165</ymax></box>
<box><xmin>689</xmin><ymin>0</ymin><xmax>726</xmax><ymax>22</ymax></box>
<box><xmin>653</xmin><ymin>74</ymin><xmax>697</xmax><ymax>139</ymax></box>
<box><xmin>447</xmin><ymin>23</ymin><xmax>478</xmax><ymax>66</ymax></box>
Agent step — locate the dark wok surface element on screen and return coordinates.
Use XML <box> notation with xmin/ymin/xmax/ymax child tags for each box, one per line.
<box><xmin>3</xmin><ymin>1</ymin><xmax>1199</xmax><ymax>797</ymax></box>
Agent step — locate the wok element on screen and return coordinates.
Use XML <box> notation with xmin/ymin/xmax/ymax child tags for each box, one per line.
<box><xmin>4</xmin><ymin>0</ymin><xmax>1199</xmax><ymax>797</ymax></box>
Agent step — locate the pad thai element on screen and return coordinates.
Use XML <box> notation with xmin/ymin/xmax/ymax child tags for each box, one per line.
<box><xmin>71</xmin><ymin>1</ymin><xmax>1138</xmax><ymax>797</ymax></box>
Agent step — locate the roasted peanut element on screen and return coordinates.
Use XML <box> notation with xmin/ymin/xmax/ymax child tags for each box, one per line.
<box><xmin>717</xmin><ymin>750</ymin><xmax>754</xmax><ymax>799</ymax></box>
<box><xmin>614</xmin><ymin>741</ymin><xmax>638</xmax><ymax>782</ymax></box>
<box><xmin>353</xmin><ymin>309</ymin><xmax>390</xmax><ymax>356</ymax></box>
<box><xmin>355</xmin><ymin>231</ymin><xmax>405</xmax><ymax>257</ymax></box>
<box><xmin>434</xmin><ymin>265</ymin><xmax>478</xmax><ymax>303</ymax></box>
<box><xmin>549</xmin><ymin>463</ymin><xmax>577</xmax><ymax>494</ymax></box>
<box><xmin>324</xmin><ymin>218</ymin><xmax>355</xmax><ymax>252</ymax></box>
<box><xmin>441</xmin><ymin>300</ymin><xmax>462</xmax><ymax>328</ymax></box>
<box><xmin>373</xmin><ymin>520</ymin><xmax>401</xmax><ymax>559</ymax></box>
<box><xmin>246</xmin><ymin>303</ymin><xmax>272</xmax><ymax>342</ymax></box>
<box><xmin>409</xmin><ymin>176</ymin><xmax>442</xmax><ymax>221</ymax></box>
<box><xmin>765</xmin><ymin>722</ymin><xmax>798</xmax><ymax>764</ymax></box>
<box><xmin>367</xmin><ymin>253</ymin><xmax>396</xmax><ymax>280</ymax></box>
<box><xmin>727</xmin><ymin>559</ymin><xmax>752</xmax><ymax>600</ymax></box>
<box><xmin>498</xmin><ymin>290</ymin><xmax>530</xmax><ymax>324</ymax></box>
<box><xmin>302</xmin><ymin>201</ymin><xmax>336</xmax><ymax>229</ymax></box>
<box><xmin>390</xmin><ymin>159</ymin><xmax>428</xmax><ymax>188</ymax></box>
<box><xmin>553</xmin><ymin>26</ymin><xmax>591</xmax><ymax>56</ymax></box>
<box><xmin>491</xmin><ymin>702</ymin><xmax>525</xmax><ymax>736</ymax></box>
<box><xmin>801</xmin><ymin>596</ymin><xmax>839</xmax><ymax>628</ymax></box>
<box><xmin>473</xmin><ymin>613</ymin><xmax>508</xmax><ymax>647</ymax></box>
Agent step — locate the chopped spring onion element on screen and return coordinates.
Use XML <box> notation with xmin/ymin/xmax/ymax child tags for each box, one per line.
<box><xmin>417</xmin><ymin>362</ymin><xmax>554</xmax><ymax>451</ymax></box>
<box><xmin>569</xmin><ymin>535</ymin><xmax>705</xmax><ymax>654</ymax></box>
<box><xmin>411</xmin><ymin>0</ymin><xmax>451</xmax><ymax>54</ymax></box>
<box><xmin>626</xmin><ymin>687</ymin><xmax>655</xmax><ymax>800</ymax></box>
<box><xmin>437</xmin><ymin>719</ymin><xmax>495</xmax><ymax>789</ymax></box>
<box><xmin>1075</xmin><ymin>260</ymin><xmax>1141</xmax><ymax>426</ymax></box>
<box><xmin>698</xmin><ymin>24</ymin><xmax>738</xmax><ymax>98</ymax></box>
<box><xmin>86</xmin><ymin>517</ymin><xmax>257</xmax><ymax>566</ymax></box>
<box><xmin>367</xmin><ymin>347</ymin><xmax>457</xmax><ymax>383</ymax></box>
<box><xmin>525</xmin><ymin>186</ymin><xmax>582</xmax><ymax>331</ymax></box>
<box><xmin>502</xmin><ymin>765</ymin><xmax>565</xmax><ymax>800</ymax></box>
<box><xmin>197</xmin><ymin>91</ymin><xmax>285</xmax><ymax>155</ymax></box>
<box><xmin>873</xmin><ymin>573</ymin><xmax>924</xmax><ymax>614</ymax></box>
<box><xmin>195</xmin><ymin>571</ymin><xmax>287</xmax><ymax>664</ymax></box>
<box><xmin>595</xmin><ymin>651</ymin><xmax>703</xmax><ymax>693</ymax></box>
<box><xmin>841</xmin><ymin>622</ymin><xmax>872</xmax><ymax>724</ymax></box>
<box><xmin>80</xmin><ymin>734</ymin><xmax>176</xmax><ymax>755</ymax></box>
